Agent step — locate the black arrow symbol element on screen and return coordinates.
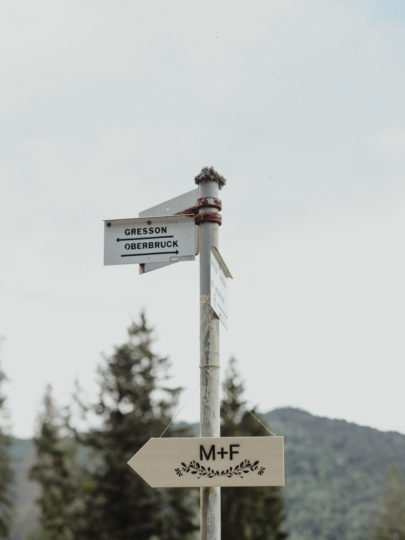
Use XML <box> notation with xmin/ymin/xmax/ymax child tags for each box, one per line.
<box><xmin>121</xmin><ymin>250</ymin><xmax>179</xmax><ymax>258</ymax></box>
<box><xmin>116</xmin><ymin>235</ymin><xmax>174</xmax><ymax>242</ymax></box>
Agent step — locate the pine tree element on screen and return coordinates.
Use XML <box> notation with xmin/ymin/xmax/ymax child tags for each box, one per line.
<box><xmin>0</xmin><ymin>358</ymin><xmax>13</xmax><ymax>539</ymax></box>
<box><xmin>221</xmin><ymin>358</ymin><xmax>288</xmax><ymax>540</ymax></box>
<box><xmin>29</xmin><ymin>385</ymin><xmax>78</xmax><ymax>540</ymax></box>
<box><xmin>74</xmin><ymin>313</ymin><xmax>198</xmax><ymax>540</ymax></box>
<box><xmin>369</xmin><ymin>463</ymin><xmax>405</xmax><ymax>540</ymax></box>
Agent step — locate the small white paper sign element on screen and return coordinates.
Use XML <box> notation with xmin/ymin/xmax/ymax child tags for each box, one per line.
<box><xmin>210</xmin><ymin>247</ymin><xmax>232</xmax><ymax>328</ymax></box>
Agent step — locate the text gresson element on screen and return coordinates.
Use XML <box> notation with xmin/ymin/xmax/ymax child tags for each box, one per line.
<box><xmin>124</xmin><ymin>226</ymin><xmax>168</xmax><ymax>236</ymax></box>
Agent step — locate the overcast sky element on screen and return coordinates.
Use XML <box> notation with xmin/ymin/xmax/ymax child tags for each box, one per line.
<box><xmin>1</xmin><ymin>0</ymin><xmax>404</xmax><ymax>438</ymax></box>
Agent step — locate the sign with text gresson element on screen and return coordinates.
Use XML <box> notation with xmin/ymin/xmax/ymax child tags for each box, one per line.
<box><xmin>104</xmin><ymin>215</ymin><xmax>196</xmax><ymax>266</ymax></box>
<box><xmin>128</xmin><ymin>437</ymin><xmax>284</xmax><ymax>488</ymax></box>
<box><xmin>210</xmin><ymin>247</ymin><xmax>232</xmax><ymax>328</ymax></box>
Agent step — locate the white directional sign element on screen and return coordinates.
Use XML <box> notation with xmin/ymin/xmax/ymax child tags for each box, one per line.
<box><xmin>139</xmin><ymin>188</ymin><xmax>199</xmax><ymax>274</ymax></box>
<box><xmin>128</xmin><ymin>436</ymin><xmax>284</xmax><ymax>488</ymax></box>
<box><xmin>210</xmin><ymin>247</ymin><xmax>232</xmax><ymax>328</ymax></box>
<box><xmin>104</xmin><ymin>215</ymin><xmax>196</xmax><ymax>266</ymax></box>
<box><xmin>139</xmin><ymin>188</ymin><xmax>198</xmax><ymax>219</ymax></box>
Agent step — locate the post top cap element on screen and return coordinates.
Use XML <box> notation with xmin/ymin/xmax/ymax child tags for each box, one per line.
<box><xmin>195</xmin><ymin>167</ymin><xmax>226</xmax><ymax>189</ymax></box>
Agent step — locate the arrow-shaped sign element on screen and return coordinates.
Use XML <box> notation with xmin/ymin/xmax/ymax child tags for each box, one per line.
<box><xmin>128</xmin><ymin>436</ymin><xmax>284</xmax><ymax>488</ymax></box>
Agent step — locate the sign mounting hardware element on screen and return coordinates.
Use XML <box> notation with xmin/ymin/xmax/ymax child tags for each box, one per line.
<box><xmin>104</xmin><ymin>215</ymin><xmax>197</xmax><ymax>266</ymax></box>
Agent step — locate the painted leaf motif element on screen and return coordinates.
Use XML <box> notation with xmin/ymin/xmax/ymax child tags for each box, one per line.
<box><xmin>174</xmin><ymin>459</ymin><xmax>265</xmax><ymax>479</ymax></box>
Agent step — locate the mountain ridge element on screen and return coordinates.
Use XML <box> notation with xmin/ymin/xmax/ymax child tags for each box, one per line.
<box><xmin>9</xmin><ymin>407</ymin><xmax>405</xmax><ymax>540</ymax></box>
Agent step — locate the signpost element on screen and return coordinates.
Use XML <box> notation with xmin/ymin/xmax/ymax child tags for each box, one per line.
<box><xmin>128</xmin><ymin>436</ymin><xmax>284</xmax><ymax>488</ymax></box>
<box><xmin>195</xmin><ymin>170</ymin><xmax>224</xmax><ymax>540</ymax></box>
<box><xmin>104</xmin><ymin>168</ymin><xmax>285</xmax><ymax>540</ymax></box>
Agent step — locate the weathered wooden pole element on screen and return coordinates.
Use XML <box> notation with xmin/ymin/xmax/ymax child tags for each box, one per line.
<box><xmin>195</xmin><ymin>167</ymin><xmax>226</xmax><ymax>540</ymax></box>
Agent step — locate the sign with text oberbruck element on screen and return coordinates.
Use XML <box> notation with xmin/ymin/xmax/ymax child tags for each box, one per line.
<box><xmin>128</xmin><ymin>436</ymin><xmax>284</xmax><ymax>488</ymax></box>
<box><xmin>104</xmin><ymin>215</ymin><xmax>196</xmax><ymax>266</ymax></box>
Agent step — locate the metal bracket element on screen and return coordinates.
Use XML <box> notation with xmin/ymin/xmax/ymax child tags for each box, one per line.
<box><xmin>196</xmin><ymin>197</ymin><xmax>222</xmax><ymax>211</ymax></box>
<box><xmin>195</xmin><ymin>212</ymin><xmax>222</xmax><ymax>226</ymax></box>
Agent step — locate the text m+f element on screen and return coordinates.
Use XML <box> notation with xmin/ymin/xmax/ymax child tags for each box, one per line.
<box><xmin>200</xmin><ymin>444</ymin><xmax>240</xmax><ymax>461</ymax></box>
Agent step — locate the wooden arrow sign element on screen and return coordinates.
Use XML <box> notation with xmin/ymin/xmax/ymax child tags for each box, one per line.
<box><xmin>127</xmin><ymin>437</ymin><xmax>284</xmax><ymax>488</ymax></box>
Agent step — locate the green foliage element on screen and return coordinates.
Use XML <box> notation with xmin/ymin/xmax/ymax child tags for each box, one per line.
<box><xmin>369</xmin><ymin>463</ymin><xmax>405</xmax><ymax>539</ymax></box>
<box><xmin>26</xmin><ymin>528</ymin><xmax>55</xmax><ymax>540</ymax></box>
<box><xmin>0</xmin><ymin>361</ymin><xmax>14</xmax><ymax>539</ymax></box>
<box><xmin>220</xmin><ymin>358</ymin><xmax>288</xmax><ymax>540</ymax></box>
<box><xmin>9</xmin><ymin>407</ymin><xmax>405</xmax><ymax>540</ymax></box>
<box><xmin>73</xmin><ymin>313</ymin><xmax>198</xmax><ymax>540</ymax></box>
<box><xmin>266</xmin><ymin>408</ymin><xmax>405</xmax><ymax>540</ymax></box>
<box><xmin>29</xmin><ymin>385</ymin><xmax>78</xmax><ymax>540</ymax></box>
